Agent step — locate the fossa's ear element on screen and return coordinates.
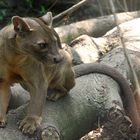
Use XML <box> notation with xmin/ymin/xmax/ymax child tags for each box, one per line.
<box><xmin>40</xmin><ymin>12</ymin><xmax>53</xmax><ymax>27</ymax></box>
<box><xmin>12</xmin><ymin>16</ymin><xmax>33</xmax><ymax>32</ymax></box>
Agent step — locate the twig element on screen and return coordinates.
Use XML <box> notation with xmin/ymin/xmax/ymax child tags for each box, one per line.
<box><xmin>53</xmin><ymin>0</ymin><xmax>90</xmax><ymax>23</ymax></box>
<box><xmin>47</xmin><ymin>0</ymin><xmax>58</xmax><ymax>11</ymax></box>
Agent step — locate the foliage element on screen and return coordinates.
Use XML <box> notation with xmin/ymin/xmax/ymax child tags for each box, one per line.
<box><xmin>0</xmin><ymin>0</ymin><xmax>48</xmax><ymax>26</ymax></box>
<box><xmin>0</xmin><ymin>0</ymin><xmax>140</xmax><ymax>28</ymax></box>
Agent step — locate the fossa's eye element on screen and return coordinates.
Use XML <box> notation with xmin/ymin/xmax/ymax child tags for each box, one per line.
<box><xmin>38</xmin><ymin>43</ymin><xmax>49</xmax><ymax>49</ymax></box>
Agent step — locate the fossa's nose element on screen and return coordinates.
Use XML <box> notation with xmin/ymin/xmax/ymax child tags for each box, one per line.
<box><xmin>53</xmin><ymin>55</ymin><xmax>62</xmax><ymax>63</ymax></box>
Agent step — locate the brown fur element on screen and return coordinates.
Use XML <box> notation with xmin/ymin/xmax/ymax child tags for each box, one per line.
<box><xmin>0</xmin><ymin>12</ymin><xmax>140</xmax><ymax>138</ymax></box>
<box><xmin>0</xmin><ymin>12</ymin><xmax>75</xmax><ymax>134</ymax></box>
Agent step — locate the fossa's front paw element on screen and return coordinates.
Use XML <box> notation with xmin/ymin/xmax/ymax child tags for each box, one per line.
<box><xmin>0</xmin><ymin>116</ymin><xmax>7</xmax><ymax>128</ymax></box>
<box><xmin>19</xmin><ymin>115</ymin><xmax>42</xmax><ymax>134</ymax></box>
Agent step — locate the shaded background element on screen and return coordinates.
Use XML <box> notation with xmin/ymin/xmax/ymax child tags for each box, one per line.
<box><xmin>0</xmin><ymin>0</ymin><xmax>140</xmax><ymax>28</ymax></box>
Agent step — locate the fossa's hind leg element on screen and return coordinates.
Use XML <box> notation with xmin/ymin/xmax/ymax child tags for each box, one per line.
<box><xmin>47</xmin><ymin>67</ymin><xmax>75</xmax><ymax>101</ymax></box>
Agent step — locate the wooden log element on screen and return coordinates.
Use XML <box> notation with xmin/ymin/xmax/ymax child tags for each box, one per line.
<box><xmin>55</xmin><ymin>11</ymin><xmax>140</xmax><ymax>43</ymax></box>
<box><xmin>0</xmin><ymin>73</ymin><xmax>125</xmax><ymax>140</ymax></box>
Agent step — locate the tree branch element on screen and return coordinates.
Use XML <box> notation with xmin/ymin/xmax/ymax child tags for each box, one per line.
<box><xmin>53</xmin><ymin>0</ymin><xmax>90</xmax><ymax>23</ymax></box>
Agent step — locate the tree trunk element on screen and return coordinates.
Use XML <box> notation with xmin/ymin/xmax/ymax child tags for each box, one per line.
<box><xmin>1</xmin><ymin>73</ymin><xmax>124</xmax><ymax>140</ymax></box>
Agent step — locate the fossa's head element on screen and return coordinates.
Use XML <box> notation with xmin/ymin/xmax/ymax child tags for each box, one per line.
<box><xmin>12</xmin><ymin>12</ymin><xmax>62</xmax><ymax>64</ymax></box>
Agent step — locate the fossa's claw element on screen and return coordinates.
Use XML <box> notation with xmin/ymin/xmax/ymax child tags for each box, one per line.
<box><xmin>19</xmin><ymin>116</ymin><xmax>42</xmax><ymax>135</ymax></box>
<box><xmin>0</xmin><ymin>117</ymin><xmax>7</xmax><ymax>128</ymax></box>
<box><xmin>47</xmin><ymin>90</ymin><xmax>67</xmax><ymax>101</ymax></box>
<box><xmin>0</xmin><ymin>122</ymin><xmax>6</xmax><ymax>128</ymax></box>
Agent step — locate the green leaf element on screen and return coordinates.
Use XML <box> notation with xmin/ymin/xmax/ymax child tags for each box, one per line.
<box><xmin>39</xmin><ymin>5</ymin><xmax>46</xmax><ymax>15</ymax></box>
<box><xmin>0</xmin><ymin>16</ymin><xmax>3</xmax><ymax>21</ymax></box>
